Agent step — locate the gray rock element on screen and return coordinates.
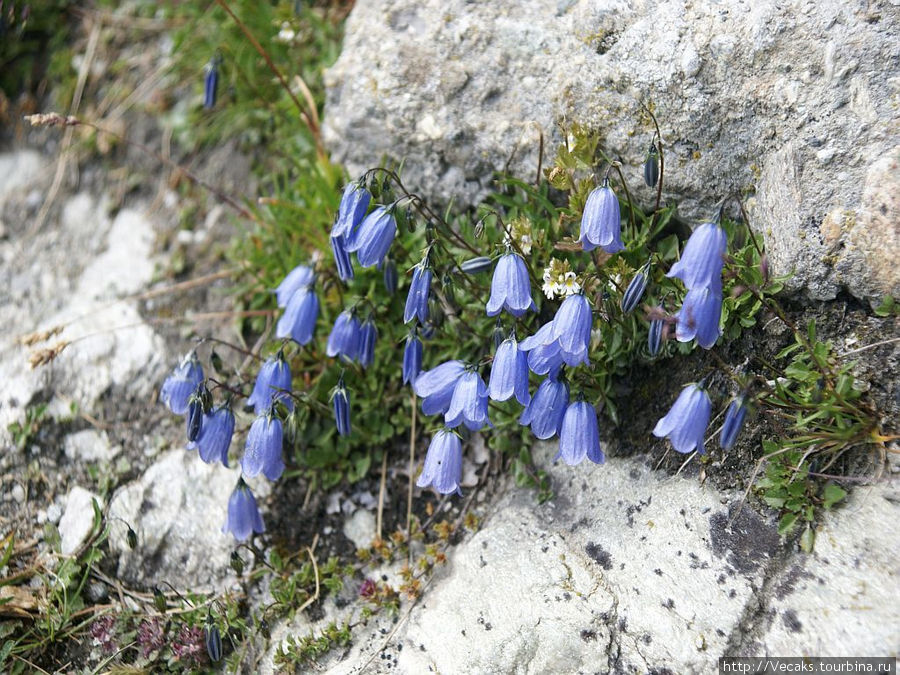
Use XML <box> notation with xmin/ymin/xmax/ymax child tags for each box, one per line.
<box><xmin>108</xmin><ymin>449</ymin><xmax>240</xmax><ymax>589</ymax></box>
<box><xmin>63</xmin><ymin>429</ymin><xmax>119</xmax><ymax>463</ymax></box>
<box><xmin>342</xmin><ymin>508</ymin><xmax>376</xmax><ymax>550</ymax></box>
<box><xmin>59</xmin><ymin>486</ymin><xmax>102</xmax><ymax>555</ymax></box>
<box><xmin>324</xmin><ymin>0</ymin><xmax>900</xmax><ymax>301</ymax></box>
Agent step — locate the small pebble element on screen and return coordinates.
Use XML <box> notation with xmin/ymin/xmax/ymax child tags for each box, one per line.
<box><xmin>47</xmin><ymin>503</ymin><xmax>63</xmax><ymax>524</ymax></box>
<box><xmin>11</xmin><ymin>484</ymin><xmax>25</xmax><ymax>503</ymax></box>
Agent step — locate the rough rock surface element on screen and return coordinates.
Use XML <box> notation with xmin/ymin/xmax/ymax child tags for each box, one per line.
<box><xmin>324</xmin><ymin>0</ymin><xmax>900</xmax><ymax>301</ymax></box>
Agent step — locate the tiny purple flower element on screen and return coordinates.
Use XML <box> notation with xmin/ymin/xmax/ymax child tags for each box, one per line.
<box><xmin>579</xmin><ymin>181</ymin><xmax>624</xmax><ymax>253</ymax></box>
<box><xmin>242</xmin><ymin>414</ymin><xmax>285</xmax><ymax>480</ymax></box>
<box><xmin>550</xmin><ymin>293</ymin><xmax>592</xmax><ymax>366</ymax></box>
<box><xmin>404</xmin><ymin>264</ymin><xmax>432</xmax><ymax>324</ymax></box>
<box><xmin>486</xmin><ymin>253</ymin><xmax>536</xmax><ymax>317</ymax></box>
<box><xmin>519</xmin><ymin>376</ymin><xmax>569</xmax><ymax>440</ymax></box>
<box><xmin>414</xmin><ymin>360</ymin><xmax>466</xmax><ymax>416</ymax></box>
<box><xmin>346</xmin><ymin>205</ymin><xmax>397</xmax><ymax>268</ymax></box>
<box><xmin>556</xmin><ymin>399</ymin><xmax>605</xmax><ymax>466</ymax></box>
<box><xmin>675</xmin><ymin>286</ymin><xmax>722</xmax><ymax>349</ymax></box>
<box><xmin>275</xmin><ymin>264</ymin><xmax>315</xmax><ymax>308</ymax></box>
<box><xmin>160</xmin><ymin>352</ymin><xmax>204</xmax><ymax>416</ymax></box>
<box><xmin>326</xmin><ymin>310</ymin><xmax>361</xmax><ymax>361</ymax></box>
<box><xmin>330</xmin><ymin>234</ymin><xmax>355</xmax><ymax>281</ymax></box>
<box><xmin>666</xmin><ymin>222</ymin><xmax>727</xmax><ymax>290</ymax></box>
<box><xmin>402</xmin><ymin>334</ymin><xmax>423</xmax><ymax>385</ymax></box>
<box><xmin>187</xmin><ymin>404</ymin><xmax>234</xmax><ymax>466</ymax></box>
<box><xmin>247</xmin><ymin>354</ymin><xmax>293</xmax><ymax>415</ymax></box>
<box><xmin>489</xmin><ymin>337</ymin><xmax>530</xmax><ymax>405</ymax></box>
<box><xmin>445</xmin><ymin>370</ymin><xmax>491</xmax><ymax>431</ymax></box>
<box><xmin>652</xmin><ymin>383</ymin><xmax>712</xmax><ymax>454</ymax></box>
<box><xmin>222</xmin><ymin>479</ymin><xmax>265</xmax><ymax>541</ymax></box>
<box><xmin>416</xmin><ymin>428</ymin><xmax>463</xmax><ymax>495</ymax></box>
<box><xmin>276</xmin><ymin>286</ymin><xmax>319</xmax><ymax>346</ymax></box>
<box><xmin>332</xmin><ymin>182</ymin><xmax>371</xmax><ymax>240</ymax></box>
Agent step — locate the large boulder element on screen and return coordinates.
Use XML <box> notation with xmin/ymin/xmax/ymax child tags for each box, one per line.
<box><xmin>323</xmin><ymin>0</ymin><xmax>900</xmax><ymax>302</ymax></box>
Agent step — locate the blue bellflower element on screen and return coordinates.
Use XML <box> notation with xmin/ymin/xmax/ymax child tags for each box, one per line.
<box><xmin>275</xmin><ymin>264</ymin><xmax>315</xmax><ymax>308</ymax></box>
<box><xmin>445</xmin><ymin>370</ymin><xmax>491</xmax><ymax>431</ymax></box>
<box><xmin>557</xmin><ymin>399</ymin><xmax>605</xmax><ymax>466</ymax></box>
<box><xmin>332</xmin><ymin>381</ymin><xmax>351</xmax><ymax>436</ymax></box>
<box><xmin>520</xmin><ymin>321</ymin><xmax>564</xmax><ymax>376</ymax></box>
<box><xmin>358</xmin><ymin>318</ymin><xmax>377</xmax><ymax>368</ymax></box>
<box><xmin>326</xmin><ymin>310</ymin><xmax>361</xmax><ymax>361</ymax></box>
<box><xmin>161</xmin><ymin>352</ymin><xmax>204</xmax><ymax>416</ymax></box>
<box><xmin>720</xmin><ymin>395</ymin><xmax>749</xmax><ymax>450</ymax></box>
<box><xmin>203</xmin><ymin>58</ymin><xmax>219</xmax><ymax>110</ymax></box>
<box><xmin>403</xmin><ymin>334</ymin><xmax>423</xmax><ymax>385</ymax></box>
<box><xmin>414</xmin><ymin>360</ymin><xmax>466</xmax><ymax>416</ymax></box>
<box><xmin>346</xmin><ymin>205</ymin><xmax>397</xmax><ymax>268</ymax></box>
<box><xmin>416</xmin><ymin>428</ymin><xmax>463</xmax><ymax>495</ymax></box>
<box><xmin>188</xmin><ymin>404</ymin><xmax>234</xmax><ymax>466</ymax></box>
<box><xmin>486</xmin><ymin>253</ymin><xmax>536</xmax><ymax>317</ymax></box>
<box><xmin>652</xmin><ymin>383</ymin><xmax>712</xmax><ymax>454</ymax></box>
<box><xmin>242</xmin><ymin>413</ymin><xmax>285</xmax><ymax>480</ymax></box>
<box><xmin>331</xmin><ymin>182</ymin><xmax>371</xmax><ymax>240</ymax></box>
<box><xmin>404</xmin><ymin>264</ymin><xmax>432</xmax><ymax>324</ymax></box>
<box><xmin>276</xmin><ymin>286</ymin><xmax>319</xmax><ymax>346</ymax></box>
<box><xmin>675</xmin><ymin>286</ymin><xmax>722</xmax><ymax>349</ymax></box>
<box><xmin>330</xmin><ymin>234</ymin><xmax>355</xmax><ymax>281</ymax></box>
<box><xmin>222</xmin><ymin>479</ymin><xmax>265</xmax><ymax>542</ymax></box>
<box><xmin>579</xmin><ymin>181</ymin><xmax>624</xmax><ymax>254</ymax></box>
<box><xmin>247</xmin><ymin>354</ymin><xmax>293</xmax><ymax>414</ymax></box>
<box><xmin>488</xmin><ymin>337</ymin><xmax>530</xmax><ymax>405</ymax></box>
<box><xmin>550</xmin><ymin>293</ymin><xmax>592</xmax><ymax>366</ymax></box>
<box><xmin>666</xmin><ymin>222</ymin><xmax>727</xmax><ymax>290</ymax></box>
<box><xmin>383</xmin><ymin>258</ymin><xmax>398</xmax><ymax>295</ymax></box>
<box><xmin>519</xmin><ymin>376</ymin><xmax>569</xmax><ymax>440</ymax></box>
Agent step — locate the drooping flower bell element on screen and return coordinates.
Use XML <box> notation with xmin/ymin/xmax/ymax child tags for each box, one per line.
<box><xmin>326</xmin><ymin>310</ymin><xmax>361</xmax><ymax>361</ymax></box>
<box><xmin>241</xmin><ymin>412</ymin><xmax>285</xmax><ymax>481</ymax></box>
<box><xmin>556</xmin><ymin>398</ymin><xmax>605</xmax><ymax>466</ymax></box>
<box><xmin>652</xmin><ymin>382</ymin><xmax>712</xmax><ymax>454</ymax></box>
<box><xmin>414</xmin><ymin>360</ymin><xmax>466</xmax><ymax>416</ymax></box>
<box><xmin>222</xmin><ymin>478</ymin><xmax>265</xmax><ymax>542</ymax></box>
<box><xmin>666</xmin><ymin>222</ymin><xmax>727</xmax><ymax>291</ymax></box>
<box><xmin>550</xmin><ymin>293</ymin><xmax>592</xmax><ymax>366</ymax></box>
<box><xmin>519</xmin><ymin>376</ymin><xmax>569</xmax><ymax>440</ymax></box>
<box><xmin>247</xmin><ymin>352</ymin><xmax>293</xmax><ymax>415</ymax></box>
<box><xmin>402</xmin><ymin>333</ymin><xmax>423</xmax><ymax>386</ymax></box>
<box><xmin>579</xmin><ymin>179</ymin><xmax>624</xmax><ymax>254</ymax></box>
<box><xmin>276</xmin><ymin>286</ymin><xmax>319</xmax><ymax>346</ymax></box>
<box><xmin>486</xmin><ymin>252</ymin><xmax>536</xmax><ymax>317</ymax></box>
<box><xmin>346</xmin><ymin>205</ymin><xmax>397</xmax><ymax>268</ymax></box>
<box><xmin>275</xmin><ymin>264</ymin><xmax>315</xmax><ymax>308</ymax></box>
<box><xmin>520</xmin><ymin>321</ymin><xmax>564</xmax><ymax>376</ymax></box>
<box><xmin>188</xmin><ymin>403</ymin><xmax>234</xmax><ymax>467</ymax></box>
<box><xmin>330</xmin><ymin>234</ymin><xmax>355</xmax><ymax>282</ymax></box>
<box><xmin>331</xmin><ymin>181</ymin><xmax>371</xmax><ymax>240</ymax></box>
<box><xmin>675</xmin><ymin>285</ymin><xmax>722</xmax><ymax>350</ymax></box>
<box><xmin>358</xmin><ymin>317</ymin><xmax>377</xmax><ymax>368</ymax></box>
<box><xmin>383</xmin><ymin>257</ymin><xmax>398</xmax><ymax>295</ymax></box>
<box><xmin>720</xmin><ymin>395</ymin><xmax>749</xmax><ymax>450</ymax></box>
<box><xmin>416</xmin><ymin>428</ymin><xmax>463</xmax><ymax>495</ymax></box>
<box><xmin>332</xmin><ymin>377</ymin><xmax>351</xmax><ymax>436</ymax></box>
<box><xmin>488</xmin><ymin>336</ymin><xmax>530</xmax><ymax>405</ymax></box>
<box><xmin>161</xmin><ymin>352</ymin><xmax>204</xmax><ymax>415</ymax></box>
<box><xmin>445</xmin><ymin>369</ymin><xmax>491</xmax><ymax>431</ymax></box>
<box><xmin>404</xmin><ymin>262</ymin><xmax>432</xmax><ymax>325</ymax></box>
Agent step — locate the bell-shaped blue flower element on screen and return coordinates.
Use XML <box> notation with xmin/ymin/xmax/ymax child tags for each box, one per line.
<box><xmin>519</xmin><ymin>377</ymin><xmax>569</xmax><ymax>440</ymax></box>
<box><xmin>445</xmin><ymin>370</ymin><xmax>490</xmax><ymax>431</ymax></box>
<box><xmin>188</xmin><ymin>404</ymin><xmax>234</xmax><ymax>466</ymax></box>
<box><xmin>550</xmin><ymin>293</ymin><xmax>592</xmax><ymax>366</ymax></box>
<box><xmin>579</xmin><ymin>181</ymin><xmax>624</xmax><ymax>253</ymax></box>
<box><xmin>489</xmin><ymin>337</ymin><xmax>530</xmax><ymax>405</ymax></box>
<box><xmin>402</xmin><ymin>334</ymin><xmax>423</xmax><ymax>385</ymax></box>
<box><xmin>556</xmin><ymin>399</ymin><xmax>605</xmax><ymax>466</ymax></box>
<box><xmin>222</xmin><ymin>479</ymin><xmax>265</xmax><ymax>542</ymax></box>
<box><xmin>330</xmin><ymin>234</ymin><xmax>355</xmax><ymax>281</ymax></box>
<box><xmin>276</xmin><ymin>286</ymin><xmax>319</xmax><ymax>346</ymax></box>
<box><xmin>486</xmin><ymin>252</ymin><xmax>536</xmax><ymax>317</ymax></box>
<box><xmin>326</xmin><ymin>310</ymin><xmax>361</xmax><ymax>361</ymax></box>
<box><xmin>520</xmin><ymin>321</ymin><xmax>565</xmax><ymax>376</ymax></box>
<box><xmin>383</xmin><ymin>257</ymin><xmax>398</xmax><ymax>295</ymax></box>
<box><xmin>666</xmin><ymin>222</ymin><xmax>727</xmax><ymax>290</ymax></box>
<box><xmin>346</xmin><ymin>205</ymin><xmax>397</xmax><ymax>268</ymax></box>
<box><xmin>675</xmin><ymin>286</ymin><xmax>722</xmax><ymax>349</ymax></box>
<box><xmin>414</xmin><ymin>360</ymin><xmax>466</xmax><ymax>416</ymax></box>
<box><xmin>161</xmin><ymin>352</ymin><xmax>204</xmax><ymax>415</ymax></box>
<box><xmin>332</xmin><ymin>182</ymin><xmax>371</xmax><ymax>240</ymax></box>
<box><xmin>404</xmin><ymin>264</ymin><xmax>432</xmax><ymax>324</ymax></box>
<box><xmin>242</xmin><ymin>413</ymin><xmax>285</xmax><ymax>480</ymax></box>
<box><xmin>247</xmin><ymin>354</ymin><xmax>293</xmax><ymax>414</ymax></box>
<box><xmin>416</xmin><ymin>428</ymin><xmax>463</xmax><ymax>495</ymax></box>
<box><xmin>275</xmin><ymin>264</ymin><xmax>315</xmax><ymax>308</ymax></box>
<box><xmin>358</xmin><ymin>317</ymin><xmax>377</xmax><ymax>368</ymax></box>
<box><xmin>652</xmin><ymin>383</ymin><xmax>712</xmax><ymax>454</ymax></box>
<box><xmin>720</xmin><ymin>395</ymin><xmax>749</xmax><ymax>450</ymax></box>
<box><xmin>332</xmin><ymin>381</ymin><xmax>351</xmax><ymax>436</ymax></box>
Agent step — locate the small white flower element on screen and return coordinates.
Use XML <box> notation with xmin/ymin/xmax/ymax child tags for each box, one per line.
<box><xmin>518</xmin><ymin>234</ymin><xmax>533</xmax><ymax>256</ymax></box>
<box><xmin>561</xmin><ymin>271</ymin><xmax>581</xmax><ymax>296</ymax></box>
<box><xmin>277</xmin><ymin>22</ymin><xmax>296</xmax><ymax>43</ymax></box>
<box><xmin>542</xmin><ymin>279</ymin><xmax>557</xmax><ymax>300</ymax></box>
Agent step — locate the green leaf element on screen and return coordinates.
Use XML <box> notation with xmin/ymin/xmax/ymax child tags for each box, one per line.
<box><xmin>822</xmin><ymin>483</ymin><xmax>847</xmax><ymax>510</ymax></box>
<box><xmin>874</xmin><ymin>295</ymin><xmax>895</xmax><ymax>317</ymax></box>
<box><xmin>778</xmin><ymin>512</ymin><xmax>799</xmax><ymax>535</ymax></box>
<box><xmin>800</xmin><ymin>525</ymin><xmax>815</xmax><ymax>553</ymax></box>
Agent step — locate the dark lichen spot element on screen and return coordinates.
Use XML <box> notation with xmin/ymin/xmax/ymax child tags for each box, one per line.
<box><xmin>585</xmin><ymin>542</ymin><xmax>613</xmax><ymax>570</ymax></box>
<box><xmin>662</xmin><ymin>598</ymin><xmax>675</xmax><ymax>609</ymax></box>
<box><xmin>654</xmin><ymin>568</ymin><xmax>663</xmax><ymax>576</ymax></box>
<box><xmin>782</xmin><ymin>609</ymin><xmax>803</xmax><ymax>633</ymax></box>
<box><xmin>709</xmin><ymin>502</ymin><xmax>780</xmax><ymax>575</ymax></box>
<box><xmin>580</xmin><ymin>629</ymin><xmax>597</xmax><ymax>642</ymax></box>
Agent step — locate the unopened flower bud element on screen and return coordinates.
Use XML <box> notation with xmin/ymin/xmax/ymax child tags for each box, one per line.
<box><xmin>460</xmin><ymin>256</ymin><xmax>493</xmax><ymax>274</ymax></box>
<box><xmin>205</xmin><ymin>622</ymin><xmax>223</xmax><ymax>662</ymax></box>
<box><xmin>720</xmin><ymin>395</ymin><xmax>749</xmax><ymax>450</ymax></box>
<box><xmin>126</xmin><ymin>526</ymin><xmax>138</xmax><ymax>550</ymax></box>
<box><xmin>648</xmin><ymin>311</ymin><xmax>665</xmax><ymax>358</ymax></box>
<box><xmin>383</xmin><ymin>257</ymin><xmax>398</xmax><ymax>295</ymax></box>
<box><xmin>621</xmin><ymin>263</ymin><xmax>650</xmax><ymax>314</ymax></box>
<box><xmin>643</xmin><ymin>141</ymin><xmax>660</xmax><ymax>188</ymax></box>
